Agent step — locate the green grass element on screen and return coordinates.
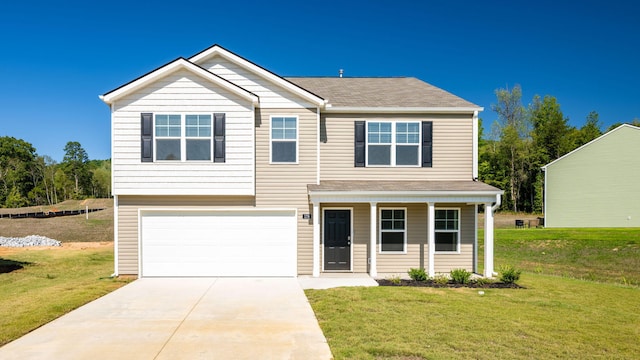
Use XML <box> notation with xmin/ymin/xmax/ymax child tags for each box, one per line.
<box><xmin>481</xmin><ymin>228</ymin><xmax>640</xmax><ymax>286</ymax></box>
<box><xmin>308</xmin><ymin>227</ymin><xmax>640</xmax><ymax>359</ymax></box>
<box><xmin>0</xmin><ymin>246</ymin><xmax>130</xmax><ymax>346</ymax></box>
<box><xmin>307</xmin><ymin>274</ymin><xmax>640</xmax><ymax>359</ymax></box>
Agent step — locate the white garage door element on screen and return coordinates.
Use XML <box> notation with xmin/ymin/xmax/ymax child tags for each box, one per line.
<box><xmin>140</xmin><ymin>210</ymin><xmax>297</xmax><ymax>277</ymax></box>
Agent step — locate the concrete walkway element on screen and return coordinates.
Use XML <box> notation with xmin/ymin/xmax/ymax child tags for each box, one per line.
<box><xmin>0</xmin><ymin>278</ymin><xmax>333</xmax><ymax>360</ymax></box>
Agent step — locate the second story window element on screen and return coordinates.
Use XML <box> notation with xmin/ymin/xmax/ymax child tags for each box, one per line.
<box><xmin>367</xmin><ymin>121</ymin><xmax>420</xmax><ymax>166</ymax></box>
<box><xmin>155</xmin><ymin>114</ymin><xmax>212</xmax><ymax>161</ymax></box>
<box><xmin>271</xmin><ymin>116</ymin><xmax>298</xmax><ymax>163</ymax></box>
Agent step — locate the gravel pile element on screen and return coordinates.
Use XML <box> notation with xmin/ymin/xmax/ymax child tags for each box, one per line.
<box><xmin>0</xmin><ymin>235</ymin><xmax>62</xmax><ymax>247</ymax></box>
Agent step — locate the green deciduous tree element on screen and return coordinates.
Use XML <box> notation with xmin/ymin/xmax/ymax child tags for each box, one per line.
<box><xmin>62</xmin><ymin>141</ymin><xmax>91</xmax><ymax>198</ymax></box>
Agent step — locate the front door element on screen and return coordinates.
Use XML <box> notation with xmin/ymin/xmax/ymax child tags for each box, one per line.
<box><xmin>324</xmin><ymin>210</ymin><xmax>351</xmax><ymax>271</ymax></box>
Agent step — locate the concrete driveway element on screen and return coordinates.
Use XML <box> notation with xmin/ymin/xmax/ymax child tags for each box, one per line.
<box><xmin>0</xmin><ymin>278</ymin><xmax>333</xmax><ymax>360</ymax></box>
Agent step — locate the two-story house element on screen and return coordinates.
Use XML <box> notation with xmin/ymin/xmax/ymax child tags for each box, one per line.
<box><xmin>100</xmin><ymin>44</ymin><xmax>502</xmax><ymax>279</ymax></box>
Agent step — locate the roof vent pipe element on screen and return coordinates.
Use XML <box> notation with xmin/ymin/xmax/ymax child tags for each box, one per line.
<box><xmin>339</xmin><ymin>69</ymin><xmax>344</xmax><ymax>78</ymax></box>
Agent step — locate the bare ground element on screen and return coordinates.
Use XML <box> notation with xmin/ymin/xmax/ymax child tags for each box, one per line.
<box><xmin>0</xmin><ymin>199</ymin><xmax>114</xmax><ymax>242</ymax></box>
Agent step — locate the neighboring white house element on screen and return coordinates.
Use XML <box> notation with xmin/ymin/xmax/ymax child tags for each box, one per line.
<box><xmin>542</xmin><ymin>124</ymin><xmax>640</xmax><ymax>227</ymax></box>
<box><xmin>100</xmin><ymin>44</ymin><xmax>503</xmax><ymax>278</ymax></box>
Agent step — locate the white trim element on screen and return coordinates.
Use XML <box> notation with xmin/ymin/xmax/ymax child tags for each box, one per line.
<box><xmin>113</xmin><ymin>195</ymin><xmax>119</xmax><ymax>277</ymax></box>
<box><xmin>188</xmin><ymin>45</ymin><xmax>325</xmax><ymax>106</ymax></box>
<box><xmin>472</xmin><ymin>110</ymin><xmax>479</xmax><ymax>179</ymax></box>
<box><xmin>316</xmin><ymin>107</ymin><xmax>321</xmax><ymax>185</ymax></box>
<box><xmin>378</xmin><ymin>207</ymin><xmax>408</xmax><ymax>254</ymax></box>
<box><xmin>309</xmin><ymin>191</ymin><xmax>502</xmax><ymax>205</ymax></box>
<box><xmin>543</xmin><ymin>165</ymin><xmax>547</xmax><ymax>227</ymax></box>
<box><xmin>434</xmin><ymin>207</ymin><xmax>462</xmax><ymax>254</ymax></box>
<box><xmin>324</xmin><ymin>106</ymin><xmax>484</xmax><ymax>114</ymax></box>
<box><xmin>321</xmin><ymin>207</ymin><xmax>354</xmax><ymax>272</ymax></box>
<box><xmin>269</xmin><ymin>115</ymin><xmax>299</xmax><ymax>164</ymax></box>
<box><xmin>101</xmin><ymin>58</ymin><xmax>259</xmax><ymax>105</ymax></box>
<box><xmin>427</xmin><ymin>203</ymin><xmax>435</xmax><ymax>277</ymax></box>
<box><xmin>369</xmin><ymin>202</ymin><xmax>378</xmax><ymax>277</ymax></box>
<box><xmin>484</xmin><ymin>202</ymin><xmax>495</xmax><ymax>277</ymax></box>
<box><xmin>541</xmin><ymin>124</ymin><xmax>640</xmax><ymax>170</ymax></box>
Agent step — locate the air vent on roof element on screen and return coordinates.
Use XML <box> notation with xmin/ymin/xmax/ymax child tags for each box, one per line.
<box><xmin>339</xmin><ymin>69</ymin><xmax>344</xmax><ymax>78</ymax></box>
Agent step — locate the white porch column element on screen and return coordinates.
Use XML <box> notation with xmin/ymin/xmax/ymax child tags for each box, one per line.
<box><xmin>369</xmin><ymin>202</ymin><xmax>377</xmax><ymax>277</ymax></box>
<box><xmin>484</xmin><ymin>203</ymin><xmax>495</xmax><ymax>277</ymax></box>
<box><xmin>312</xmin><ymin>203</ymin><xmax>320</xmax><ymax>277</ymax></box>
<box><xmin>427</xmin><ymin>202</ymin><xmax>435</xmax><ymax>277</ymax></box>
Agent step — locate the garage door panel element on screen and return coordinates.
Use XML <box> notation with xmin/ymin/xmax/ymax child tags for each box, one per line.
<box><xmin>141</xmin><ymin>211</ymin><xmax>296</xmax><ymax>277</ymax></box>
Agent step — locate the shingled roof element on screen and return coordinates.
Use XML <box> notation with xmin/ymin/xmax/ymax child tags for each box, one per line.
<box><xmin>285</xmin><ymin>77</ymin><xmax>479</xmax><ymax>109</ymax></box>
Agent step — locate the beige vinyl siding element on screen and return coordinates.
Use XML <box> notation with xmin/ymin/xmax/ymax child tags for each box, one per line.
<box><xmin>545</xmin><ymin>125</ymin><xmax>640</xmax><ymax>227</ymax></box>
<box><xmin>116</xmin><ymin>195</ymin><xmax>255</xmax><ymax>275</ymax></box>
<box><xmin>255</xmin><ymin>108</ymin><xmax>318</xmax><ymax>275</ymax></box>
<box><xmin>197</xmin><ymin>57</ymin><xmax>315</xmax><ymax>109</ymax></box>
<box><xmin>111</xmin><ymin>69</ymin><xmax>255</xmax><ymax>196</ymax></box>
<box><xmin>320</xmin><ymin>113</ymin><xmax>473</xmax><ymax>181</ymax></box>
<box><xmin>320</xmin><ymin>203</ymin><xmax>475</xmax><ymax>275</ymax></box>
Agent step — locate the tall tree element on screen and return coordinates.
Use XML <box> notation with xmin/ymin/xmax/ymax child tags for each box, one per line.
<box><xmin>490</xmin><ymin>85</ymin><xmax>530</xmax><ymax>212</ymax></box>
<box><xmin>529</xmin><ymin>95</ymin><xmax>574</xmax><ymax>164</ymax></box>
<box><xmin>573</xmin><ymin>111</ymin><xmax>602</xmax><ymax>148</ymax></box>
<box><xmin>62</xmin><ymin>141</ymin><xmax>91</xmax><ymax>198</ymax></box>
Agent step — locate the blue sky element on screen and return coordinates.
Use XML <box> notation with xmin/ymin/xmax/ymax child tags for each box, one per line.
<box><xmin>1</xmin><ymin>0</ymin><xmax>638</xmax><ymax>161</ymax></box>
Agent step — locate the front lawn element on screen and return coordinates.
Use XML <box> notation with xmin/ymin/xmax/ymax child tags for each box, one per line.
<box><xmin>0</xmin><ymin>245</ymin><xmax>130</xmax><ymax>346</ymax></box>
<box><xmin>481</xmin><ymin>227</ymin><xmax>640</xmax><ymax>286</ymax></box>
<box><xmin>306</xmin><ymin>274</ymin><xmax>640</xmax><ymax>359</ymax></box>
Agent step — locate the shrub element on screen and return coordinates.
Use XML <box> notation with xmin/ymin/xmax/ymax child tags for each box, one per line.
<box><xmin>499</xmin><ymin>264</ymin><xmax>522</xmax><ymax>284</ymax></box>
<box><xmin>433</xmin><ymin>274</ymin><xmax>449</xmax><ymax>285</ymax></box>
<box><xmin>475</xmin><ymin>277</ymin><xmax>496</xmax><ymax>287</ymax></box>
<box><xmin>408</xmin><ymin>268</ymin><xmax>427</xmax><ymax>281</ymax></box>
<box><xmin>450</xmin><ymin>268</ymin><xmax>472</xmax><ymax>284</ymax></box>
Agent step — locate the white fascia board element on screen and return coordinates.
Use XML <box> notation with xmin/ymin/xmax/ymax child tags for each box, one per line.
<box><xmin>101</xmin><ymin>58</ymin><xmax>259</xmax><ymax>106</ymax></box>
<box><xmin>323</xmin><ymin>106</ymin><xmax>484</xmax><ymax>114</ymax></box>
<box><xmin>541</xmin><ymin>124</ymin><xmax>640</xmax><ymax>170</ymax></box>
<box><xmin>189</xmin><ymin>45</ymin><xmax>325</xmax><ymax>107</ymax></box>
<box><xmin>309</xmin><ymin>190</ymin><xmax>503</xmax><ymax>204</ymax></box>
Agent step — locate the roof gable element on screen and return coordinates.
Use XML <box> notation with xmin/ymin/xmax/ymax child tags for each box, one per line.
<box><xmin>542</xmin><ymin>124</ymin><xmax>640</xmax><ymax>169</ymax></box>
<box><xmin>189</xmin><ymin>44</ymin><xmax>325</xmax><ymax>107</ymax></box>
<box><xmin>100</xmin><ymin>58</ymin><xmax>259</xmax><ymax>105</ymax></box>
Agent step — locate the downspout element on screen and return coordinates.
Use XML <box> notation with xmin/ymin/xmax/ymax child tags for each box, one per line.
<box><xmin>492</xmin><ymin>193</ymin><xmax>501</xmax><ymax>212</ymax></box>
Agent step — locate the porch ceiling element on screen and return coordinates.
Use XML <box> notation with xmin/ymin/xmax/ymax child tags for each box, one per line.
<box><xmin>308</xmin><ymin>180</ymin><xmax>503</xmax><ymax>204</ymax></box>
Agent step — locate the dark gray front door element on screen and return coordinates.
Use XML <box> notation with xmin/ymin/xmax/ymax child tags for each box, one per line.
<box><xmin>324</xmin><ymin>210</ymin><xmax>351</xmax><ymax>270</ymax></box>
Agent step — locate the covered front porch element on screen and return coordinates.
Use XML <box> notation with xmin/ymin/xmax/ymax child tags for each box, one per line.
<box><xmin>308</xmin><ymin>181</ymin><xmax>503</xmax><ymax>278</ymax></box>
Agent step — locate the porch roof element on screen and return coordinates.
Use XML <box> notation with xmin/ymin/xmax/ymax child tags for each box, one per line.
<box><xmin>308</xmin><ymin>180</ymin><xmax>503</xmax><ymax>204</ymax></box>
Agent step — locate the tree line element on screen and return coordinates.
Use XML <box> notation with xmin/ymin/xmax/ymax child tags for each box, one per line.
<box><xmin>0</xmin><ymin>139</ymin><xmax>110</xmax><ymax>208</ymax></box>
<box><xmin>480</xmin><ymin>84</ymin><xmax>640</xmax><ymax>213</ymax></box>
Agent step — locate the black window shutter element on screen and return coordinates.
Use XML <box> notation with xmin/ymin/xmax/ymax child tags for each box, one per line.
<box><xmin>141</xmin><ymin>113</ymin><xmax>153</xmax><ymax>162</ymax></box>
<box><xmin>354</xmin><ymin>121</ymin><xmax>366</xmax><ymax>167</ymax></box>
<box><xmin>422</xmin><ymin>121</ymin><xmax>433</xmax><ymax>168</ymax></box>
<box><xmin>214</xmin><ymin>113</ymin><xmax>226</xmax><ymax>163</ymax></box>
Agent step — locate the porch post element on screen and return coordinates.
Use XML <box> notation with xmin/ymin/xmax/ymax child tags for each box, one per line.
<box><xmin>484</xmin><ymin>203</ymin><xmax>495</xmax><ymax>277</ymax></box>
<box><xmin>312</xmin><ymin>203</ymin><xmax>320</xmax><ymax>277</ymax></box>
<box><xmin>427</xmin><ymin>202</ymin><xmax>435</xmax><ymax>277</ymax></box>
<box><xmin>369</xmin><ymin>202</ymin><xmax>377</xmax><ymax>277</ymax></box>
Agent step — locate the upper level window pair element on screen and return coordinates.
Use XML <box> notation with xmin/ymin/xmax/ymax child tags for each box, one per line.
<box><xmin>155</xmin><ymin>114</ymin><xmax>212</xmax><ymax>161</ymax></box>
<box><xmin>367</xmin><ymin>122</ymin><xmax>421</xmax><ymax>166</ymax></box>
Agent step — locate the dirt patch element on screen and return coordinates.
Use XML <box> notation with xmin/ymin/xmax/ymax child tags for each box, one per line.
<box><xmin>0</xmin><ymin>242</ymin><xmax>112</xmax><ymax>256</ymax></box>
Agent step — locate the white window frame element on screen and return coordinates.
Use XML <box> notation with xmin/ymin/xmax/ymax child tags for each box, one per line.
<box><xmin>366</xmin><ymin>121</ymin><xmax>421</xmax><ymax>167</ymax></box>
<box><xmin>270</xmin><ymin>115</ymin><xmax>299</xmax><ymax>164</ymax></box>
<box><xmin>154</xmin><ymin>113</ymin><xmax>213</xmax><ymax>162</ymax></box>
<box><xmin>379</xmin><ymin>207</ymin><xmax>407</xmax><ymax>254</ymax></box>
<box><xmin>434</xmin><ymin>207</ymin><xmax>461</xmax><ymax>253</ymax></box>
